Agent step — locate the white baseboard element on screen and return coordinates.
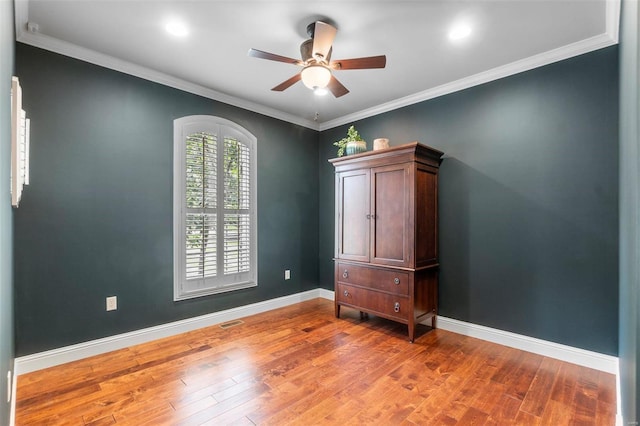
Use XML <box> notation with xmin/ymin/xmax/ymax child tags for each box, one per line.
<box><xmin>320</xmin><ymin>289</ymin><xmax>618</xmax><ymax>375</ymax></box>
<box><xmin>15</xmin><ymin>288</ymin><xmax>619</xmax><ymax>377</ymax></box>
<box><xmin>435</xmin><ymin>316</ymin><xmax>622</xmax><ymax>421</ymax></box>
<box><xmin>13</xmin><ymin>288</ymin><xmax>621</xmax><ymax>420</ymax></box>
<box><xmin>9</xmin><ymin>360</ymin><xmax>16</xmax><ymax>426</ymax></box>
<box><xmin>15</xmin><ymin>289</ymin><xmax>325</xmax><ymax>375</ymax></box>
<box><xmin>318</xmin><ymin>287</ymin><xmax>335</xmax><ymax>301</ymax></box>
<box><xmin>435</xmin><ymin>316</ymin><xmax>618</xmax><ymax>375</ymax></box>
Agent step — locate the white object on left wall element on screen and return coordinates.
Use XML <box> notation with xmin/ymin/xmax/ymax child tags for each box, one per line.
<box><xmin>10</xmin><ymin>76</ymin><xmax>30</xmax><ymax>207</ymax></box>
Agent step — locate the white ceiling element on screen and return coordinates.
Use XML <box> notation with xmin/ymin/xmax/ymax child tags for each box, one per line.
<box><xmin>14</xmin><ymin>0</ymin><xmax>619</xmax><ymax>130</ymax></box>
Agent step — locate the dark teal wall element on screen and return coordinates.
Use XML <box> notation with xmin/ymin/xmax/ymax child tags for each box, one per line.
<box><xmin>0</xmin><ymin>0</ymin><xmax>14</xmax><ymax>422</ymax></box>
<box><xmin>14</xmin><ymin>39</ymin><xmax>621</xmax><ymax>361</ymax></box>
<box><xmin>320</xmin><ymin>46</ymin><xmax>619</xmax><ymax>356</ymax></box>
<box><xmin>14</xmin><ymin>43</ymin><xmax>319</xmax><ymax>356</ymax></box>
<box><xmin>619</xmin><ymin>0</ymin><xmax>639</xmax><ymax>422</ymax></box>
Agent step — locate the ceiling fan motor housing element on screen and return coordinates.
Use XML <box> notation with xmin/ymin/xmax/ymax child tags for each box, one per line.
<box><xmin>248</xmin><ymin>19</ymin><xmax>384</xmax><ymax>98</ymax></box>
<box><xmin>300</xmin><ymin>38</ymin><xmax>332</xmax><ymax>64</ymax></box>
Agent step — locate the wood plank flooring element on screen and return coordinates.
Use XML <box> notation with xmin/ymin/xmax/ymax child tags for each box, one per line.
<box><xmin>16</xmin><ymin>298</ymin><xmax>616</xmax><ymax>425</ymax></box>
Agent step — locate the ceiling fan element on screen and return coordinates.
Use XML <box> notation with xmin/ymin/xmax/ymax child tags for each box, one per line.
<box><xmin>248</xmin><ymin>21</ymin><xmax>386</xmax><ymax>98</ymax></box>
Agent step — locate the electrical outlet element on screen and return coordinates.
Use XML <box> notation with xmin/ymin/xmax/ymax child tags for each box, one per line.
<box><xmin>106</xmin><ymin>296</ymin><xmax>117</xmax><ymax>311</ymax></box>
<box><xmin>284</xmin><ymin>270</ymin><xmax>290</xmax><ymax>280</ymax></box>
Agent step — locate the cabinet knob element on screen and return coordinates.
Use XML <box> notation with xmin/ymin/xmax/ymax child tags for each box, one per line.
<box><xmin>342</xmin><ymin>270</ymin><xmax>348</xmax><ymax>279</ymax></box>
<box><xmin>394</xmin><ymin>277</ymin><xmax>400</xmax><ymax>285</ymax></box>
<box><xmin>344</xmin><ymin>290</ymin><xmax>349</xmax><ymax>297</ymax></box>
<box><xmin>366</xmin><ymin>214</ymin><xmax>371</xmax><ymax>220</ymax></box>
<box><xmin>394</xmin><ymin>302</ymin><xmax>400</xmax><ymax>313</ymax></box>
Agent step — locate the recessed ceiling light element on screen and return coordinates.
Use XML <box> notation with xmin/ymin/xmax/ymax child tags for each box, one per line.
<box><xmin>165</xmin><ymin>21</ymin><xmax>188</xmax><ymax>37</ymax></box>
<box><xmin>449</xmin><ymin>24</ymin><xmax>471</xmax><ymax>41</ymax></box>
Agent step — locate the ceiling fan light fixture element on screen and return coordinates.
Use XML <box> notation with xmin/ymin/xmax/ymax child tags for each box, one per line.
<box><xmin>301</xmin><ymin>65</ymin><xmax>332</xmax><ymax>91</ymax></box>
<box><xmin>248</xmin><ymin>20</ymin><xmax>384</xmax><ymax>98</ymax></box>
<box><xmin>314</xmin><ymin>87</ymin><xmax>329</xmax><ymax>96</ymax></box>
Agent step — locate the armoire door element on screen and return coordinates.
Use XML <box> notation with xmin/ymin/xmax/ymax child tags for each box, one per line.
<box><xmin>370</xmin><ymin>163</ymin><xmax>412</xmax><ymax>267</ymax></box>
<box><xmin>336</xmin><ymin>168</ymin><xmax>370</xmax><ymax>262</ymax></box>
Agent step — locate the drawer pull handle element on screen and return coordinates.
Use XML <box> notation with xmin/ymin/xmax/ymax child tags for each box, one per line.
<box><xmin>342</xmin><ymin>270</ymin><xmax>348</xmax><ymax>279</ymax></box>
<box><xmin>344</xmin><ymin>290</ymin><xmax>349</xmax><ymax>297</ymax></box>
<box><xmin>394</xmin><ymin>277</ymin><xmax>400</xmax><ymax>285</ymax></box>
<box><xmin>394</xmin><ymin>302</ymin><xmax>400</xmax><ymax>313</ymax></box>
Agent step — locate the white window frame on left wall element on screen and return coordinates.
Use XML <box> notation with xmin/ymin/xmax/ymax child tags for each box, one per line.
<box><xmin>10</xmin><ymin>76</ymin><xmax>30</xmax><ymax>207</ymax></box>
<box><xmin>173</xmin><ymin>115</ymin><xmax>257</xmax><ymax>300</ymax></box>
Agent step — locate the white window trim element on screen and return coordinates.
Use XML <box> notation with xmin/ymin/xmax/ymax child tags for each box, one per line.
<box><xmin>173</xmin><ymin>115</ymin><xmax>257</xmax><ymax>301</ymax></box>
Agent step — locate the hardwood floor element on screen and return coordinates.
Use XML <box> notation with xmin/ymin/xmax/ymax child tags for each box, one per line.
<box><xmin>16</xmin><ymin>298</ymin><xmax>616</xmax><ymax>425</ymax></box>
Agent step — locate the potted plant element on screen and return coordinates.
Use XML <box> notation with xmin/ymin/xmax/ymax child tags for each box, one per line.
<box><xmin>334</xmin><ymin>125</ymin><xmax>367</xmax><ymax>157</ymax></box>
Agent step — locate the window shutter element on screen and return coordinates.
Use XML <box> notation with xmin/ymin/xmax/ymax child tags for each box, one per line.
<box><xmin>174</xmin><ymin>117</ymin><xmax>257</xmax><ymax>300</ymax></box>
<box><xmin>185</xmin><ymin>133</ymin><xmax>217</xmax><ymax>280</ymax></box>
<box><xmin>223</xmin><ymin>136</ymin><xmax>251</xmax><ymax>275</ymax></box>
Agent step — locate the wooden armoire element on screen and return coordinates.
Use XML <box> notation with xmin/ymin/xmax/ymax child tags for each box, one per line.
<box><xmin>329</xmin><ymin>141</ymin><xmax>443</xmax><ymax>342</ymax></box>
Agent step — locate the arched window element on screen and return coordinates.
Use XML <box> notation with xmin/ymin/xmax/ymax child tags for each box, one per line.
<box><xmin>173</xmin><ymin>116</ymin><xmax>257</xmax><ymax>300</ymax></box>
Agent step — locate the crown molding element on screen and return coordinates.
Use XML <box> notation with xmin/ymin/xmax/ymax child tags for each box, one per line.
<box><xmin>13</xmin><ymin>0</ymin><xmax>27</xmax><ymax>40</ymax></box>
<box><xmin>14</xmin><ymin>15</ymin><xmax>319</xmax><ymax>131</ymax></box>
<box><xmin>606</xmin><ymin>0</ymin><xmax>621</xmax><ymax>43</ymax></box>
<box><xmin>319</xmin><ymin>0</ymin><xmax>620</xmax><ymax>131</ymax></box>
<box><xmin>319</xmin><ymin>38</ymin><xmax>619</xmax><ymax>131</ymax></box>
<box><xmin>14</xmin><ymin>0</ymin><xmax>619</xmax><ymax>133</ymax></box>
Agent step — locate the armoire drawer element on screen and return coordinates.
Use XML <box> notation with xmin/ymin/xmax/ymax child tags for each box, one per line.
<box><xmin>336</xmin><ymin>262</ymin><xmax>409</xmax><ymax>296</ymax></box>
<box><xmin>336</xmin><ymin>283</ymin><xmax>410</xmax><ymax>320</ymax></box>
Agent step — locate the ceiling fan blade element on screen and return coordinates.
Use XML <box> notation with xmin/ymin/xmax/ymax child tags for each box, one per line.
<box><xmin>271</xmin><ymin>73</ymin><xmax>302</xmax><ymax>91</ymax></box>
<box><xmin>312</xmin><ymin>21</ymin><xmax>337</xmax><ymax>62</ymax></box>
<box><xmin>248</xmin><ymin>48</ymin><xmax>302</xmax><ymax>66</ymax></box>
<box><xmin>331</xmin><ymin>55</ymin><xmax>387</xmax><ymax>70</ymax></box>
<box><xmin>327</xmin><ymin>75</ymin><xmax>349</xmax><ymax>98</ymax></box>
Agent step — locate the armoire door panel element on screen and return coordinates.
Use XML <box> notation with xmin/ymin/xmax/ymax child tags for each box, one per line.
<box><xmin>371</xmin><ymin>164</ymin><xmax>411</xmax><ymax>267</ymax></box>
<box><xmin>338</xmin><ymin>169</ymin><xmax>370</xmax><ymax>261</ymax></box>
